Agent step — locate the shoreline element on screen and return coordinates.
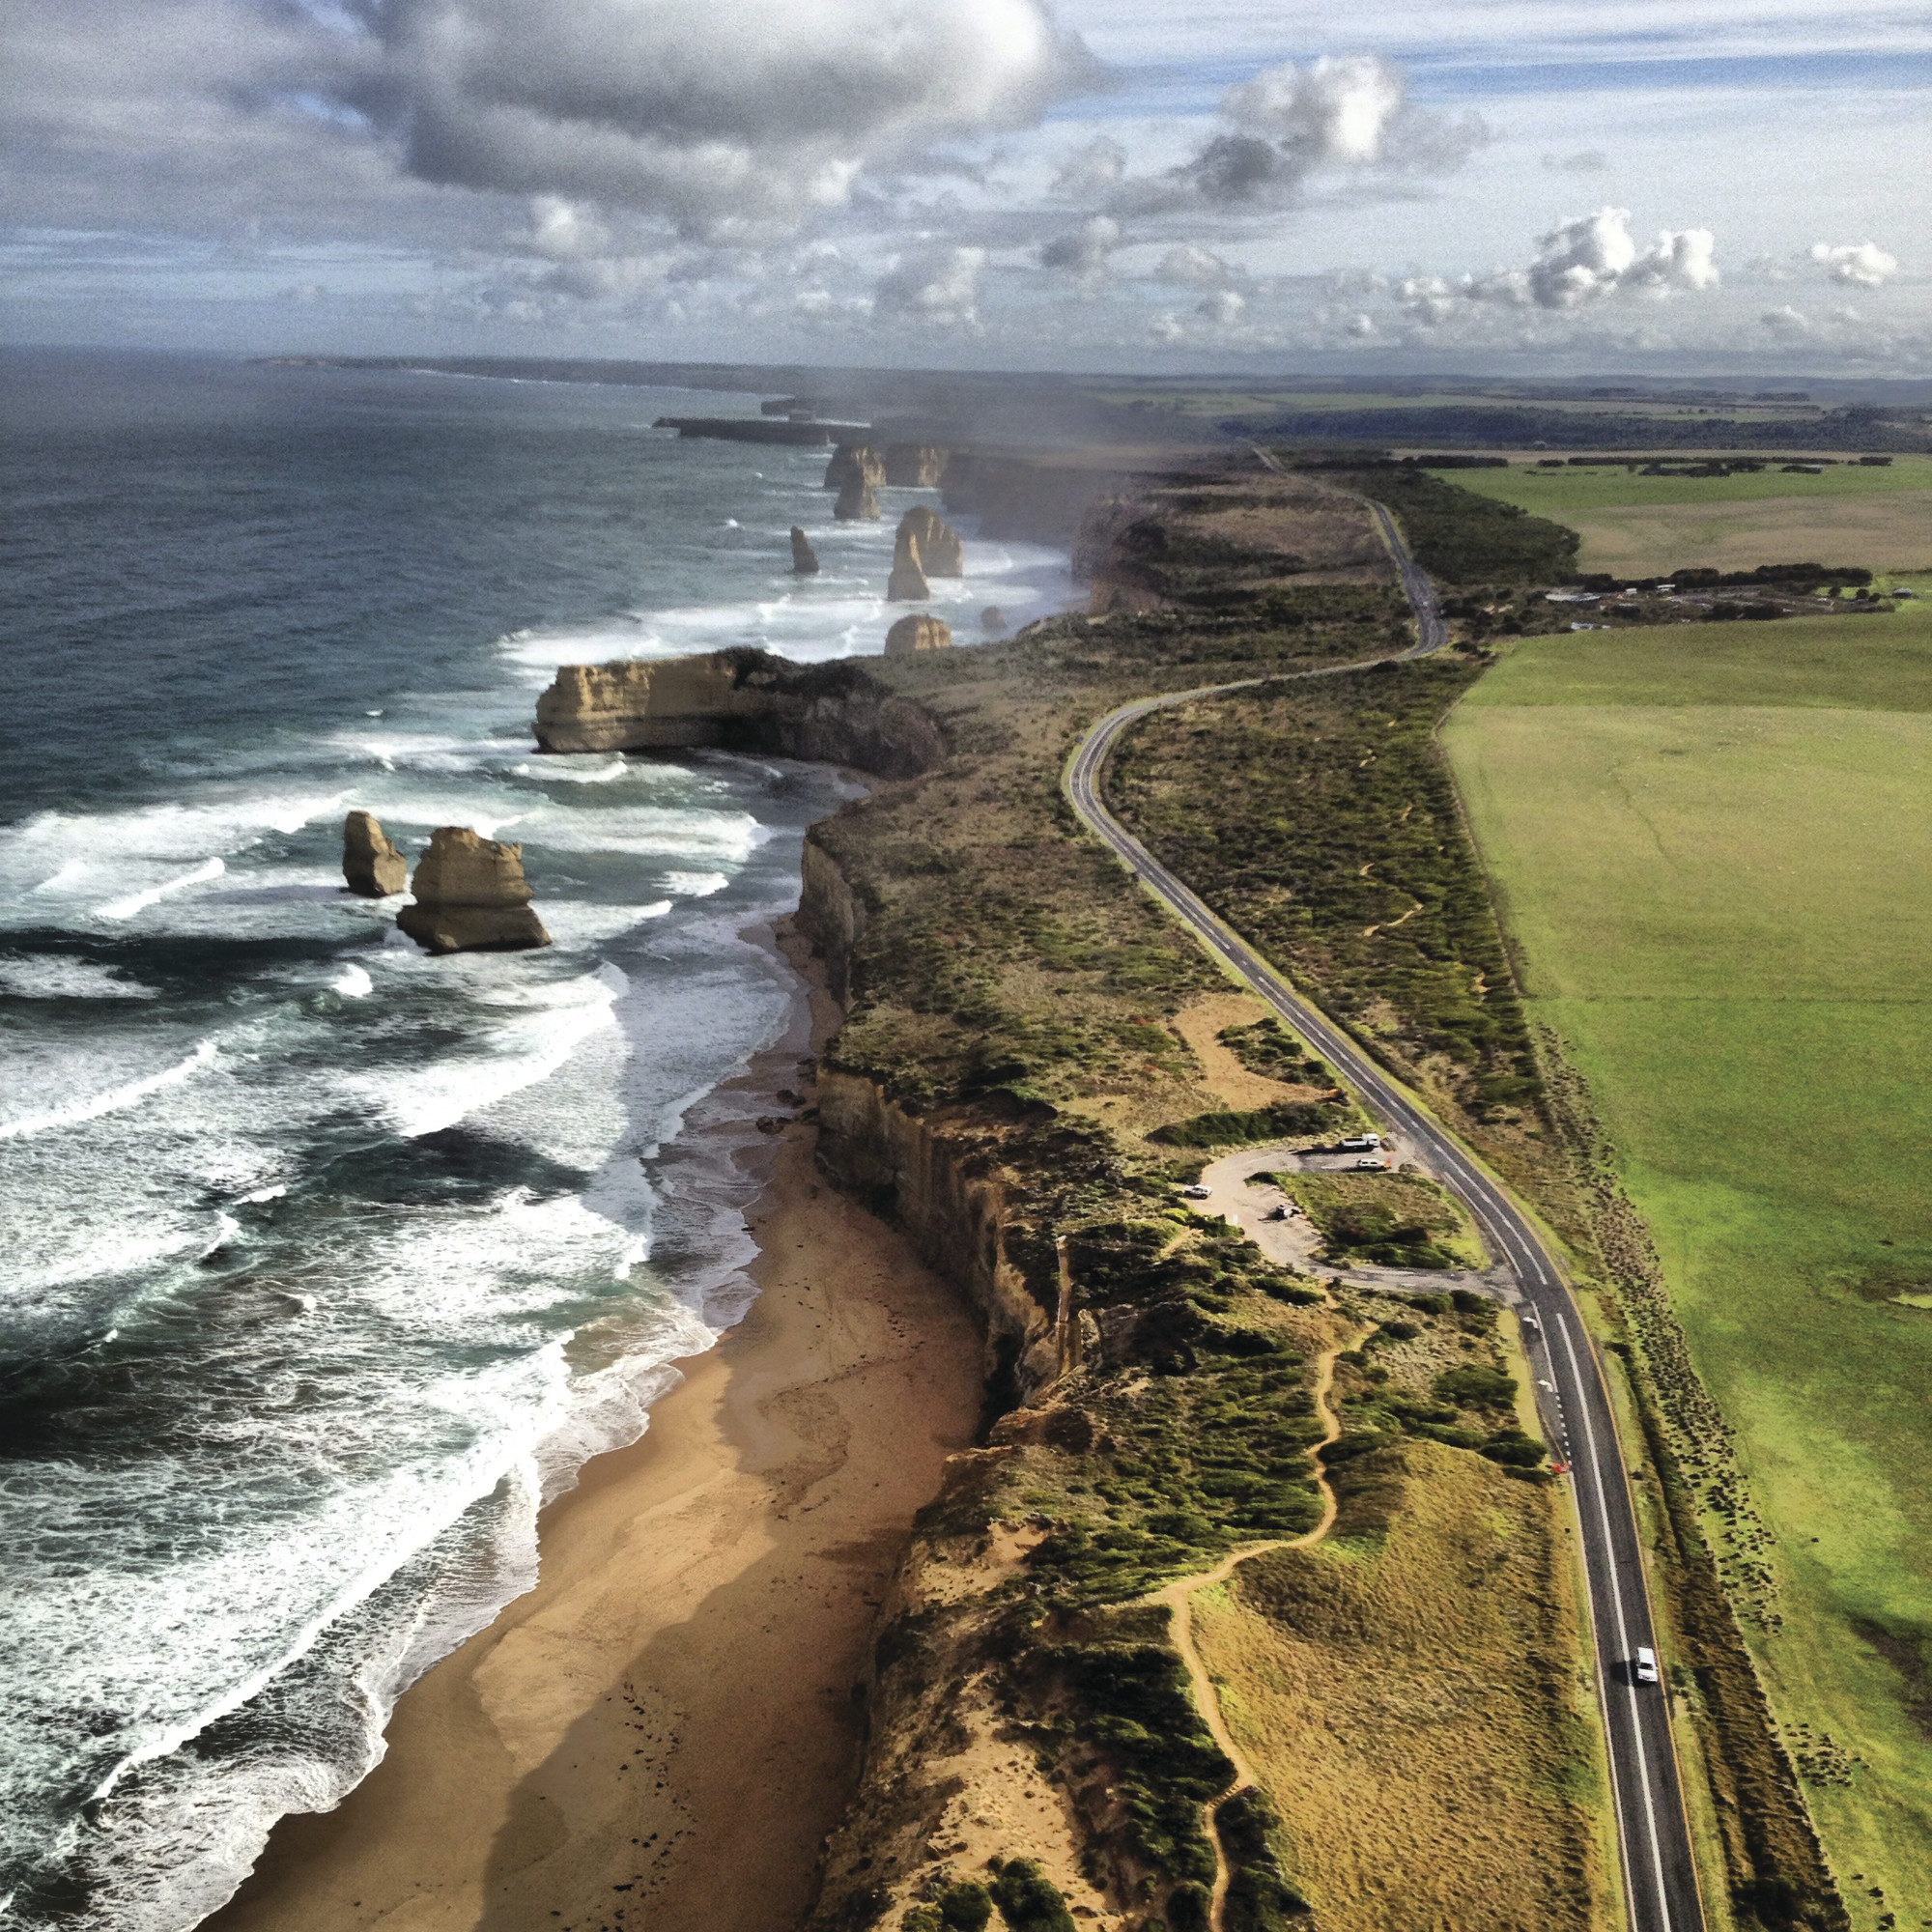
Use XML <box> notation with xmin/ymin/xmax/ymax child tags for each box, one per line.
<box><xmin>209</xmin><ymin>920</ymin><xmax>986</xmax><ymax>1932</ymax></box>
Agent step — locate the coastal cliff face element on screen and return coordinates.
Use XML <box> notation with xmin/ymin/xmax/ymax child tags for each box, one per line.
<box><xmin>533</xmin><ymin>647</ymin><xmax>947</xmax><ymax>779</ymax></box>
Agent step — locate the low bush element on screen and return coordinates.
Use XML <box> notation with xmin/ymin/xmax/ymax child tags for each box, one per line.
<box><xmin>1435</xmin><ymin>1364</ymin><xmax>1518</xmax><ymax>1408</ymax></box>
<box><xmin>989</xmin><ymin>1861</ymin><xmax>1077</xmax><ymax>1932</ymax></box>
<box><xmin>939</xmin><ymin>1880</ymin><xmax>994</xmax><ymax>1930</ymax></box>
<box><xmin>1150</xmin><ymin>1100</ymin><xmax>1345</xmax><ymax>1148</ymax></box>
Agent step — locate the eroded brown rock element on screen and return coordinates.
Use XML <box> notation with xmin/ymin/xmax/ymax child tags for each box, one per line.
<box><xmin>894</xmin><ymin>504</ymin><xmax>963</xmax><ymax>576</ymax></box>
<box><xmin>790</xmin><ymin>526</ymin><xmax>820</xmax><ymax>574</ymax></box>
<box><xmin>883</xmin><ymin>444</ymin><xmax>949</xmax><ymax>487</ymax></box>
<box><xmin>834</xmin><ymin>475</ymin><xmax>880</xmax><ymax>522</ymax></box>
<box><xmin>886</xmin><ymin>529</ymin><xmax>929</xmax><ymax>602</ymax></box>
<box><xmin>532</xmin><ymin>647</ymin><xmax>945</xmax><ymax>779</ymax></box>
<box><xmin>396</xmin><ymin>827</ymin><xmax>550</xmax><ymax>954</ymax></box>
<box><xmin>824</xmin><ymin>443</ymin><xmax>885</xmax><ymax>492</ymax></box>
<box><xmin>883</xmin><ymin>614</ymin><xmax>952</xmax><ymax>659</ymax></box>
<box><xmin>342</xmin><ymin>810</ymin><xmax>408</xmax><ymax>897</ymax></box>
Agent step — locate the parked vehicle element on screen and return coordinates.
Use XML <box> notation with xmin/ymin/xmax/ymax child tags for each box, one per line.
<box><xmin>1338</xmin><ymin>1134</ymin><xmax>1382</xmax><ymax>1152</ymax></box>
<box><xmin>1633</xmin><ymin>1647</ymin><xmax>1660</xmax><ymax>1685</ymax></box>
<box><xmin>1353</xmin><ymin>1155</ymin><xmax>1384</xmax><ymax>1171</ymax></box>
<box><xmin>1181</xmin><ymin>1184</ymin><xmax>1212</xmax><ymax>1200</ymax></box>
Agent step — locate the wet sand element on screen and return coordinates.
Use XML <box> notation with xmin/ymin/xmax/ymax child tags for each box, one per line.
<box><xmin>211</xmin><ymin>938</ymin><xmax>983</xmax><ymax>1932</ymax></box>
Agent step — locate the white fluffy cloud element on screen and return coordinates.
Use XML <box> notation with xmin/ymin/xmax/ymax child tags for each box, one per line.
<box><xmin>1051</xmin><ymin>135</ymin><xmax>1127</xmax><ymax>199</ymax></box>
<box><xmin>1152</xmin><ymin>244</ymin><xmax>1235</xmax><ymax>288</ymax></box>
<box><xmin>1808</xmin><ymin>241</ymin><xmax>1898</xmax><ymax>286</ymax></box>
<box><xmin>1404</xmin><ymin>206</ymin><xmax>1719</xmax><ymax>317</ymax></box>
<box><xmin>874</xmin><ymin>244</ymin><xmax>985</xmax><ymax>327</ymax></box>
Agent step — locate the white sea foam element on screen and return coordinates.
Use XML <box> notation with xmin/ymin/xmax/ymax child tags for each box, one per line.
<box><xmin>96</xmin><ymin>858</ymin><xmax>227</xmax><ymax>922</ymax></box>
<box><xmin>330</xmin><ymin>963</ymin><xmax>373</xmax><ymax>998</ymax></box>
<box><xmin>0</xmin><ymin>955</ymin><xmax>159</xmax><ymax>1000</ymax></box>
<box><xmin>663</xmin><ymin>870</ymin><xmax>730</xmax><ymax>897</ymax></box>
<box><xmin>0</xmin><ymin>1038</ymin><xmax>218</xmax><ymax>1142</ymax></box>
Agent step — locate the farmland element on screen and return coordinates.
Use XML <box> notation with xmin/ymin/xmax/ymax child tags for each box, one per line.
<box><xmin>1442</xmin><ymin>605</ymin><xmax>1932</xmax><ymax>1917</ymax></box>
<box><xmin>1429</xmin><ymin>458</ymin><xmax>1932</xmax><ymax>576</ymax></box>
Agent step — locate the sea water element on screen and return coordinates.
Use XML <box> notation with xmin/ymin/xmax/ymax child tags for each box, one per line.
<box><xmin>0</xmin><ymin>350</ymin><xmax>1074</xmax><ymax>1929</ymax></box>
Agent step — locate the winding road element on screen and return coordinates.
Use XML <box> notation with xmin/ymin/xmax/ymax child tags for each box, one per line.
<box><xmin>1062</xmin><ymin>486</ymin><xmax>1705</xmax><ymax>1932</ymax></box>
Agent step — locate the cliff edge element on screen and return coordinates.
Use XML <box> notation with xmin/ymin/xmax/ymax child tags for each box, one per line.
<box><xmin>532</xmin><ymin>646</ymin><xmax>946</xmax><ymax>780</ymax></box>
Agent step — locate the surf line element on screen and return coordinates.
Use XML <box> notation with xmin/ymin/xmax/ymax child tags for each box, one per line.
<box><xmin>0</xmin><ymin>1038</ymin><xmax>219</xmax><ymax>1141</ymax></box>
<box><xmin>1140</xmin><ymin>1323</ymin><xmax>1365</xmax><ymax>1932</ymax></box>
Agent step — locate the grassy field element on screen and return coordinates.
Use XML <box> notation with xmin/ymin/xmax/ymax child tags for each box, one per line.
<box><xmin>1442</xmin><ymin>607</ymin><xmax>1932</xmax><ymax>1919</ymax></box>
<box><xmin>1430</xmin><ymin>459</ymin><xmax>1932</xmax><ymax>576</ymax></box>
<box><xmin>1194</xmin><ymin>1438</ymin><xmax>1608</xmax><ymax>1931</ymax></box>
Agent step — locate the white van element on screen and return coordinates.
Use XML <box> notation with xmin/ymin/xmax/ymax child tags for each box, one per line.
<box><xmin>1338</xmin><ymin>1134</ymin><xmax>1382</xmax><ymax>1152</ymax></box>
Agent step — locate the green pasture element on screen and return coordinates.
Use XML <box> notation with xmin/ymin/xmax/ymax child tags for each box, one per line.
<box><xmin>1432</xmin><ymin>456</ymin><xmax>1932</xmax><ymax>513</ymax></box>
<box><xmin>1442</xmin><ymin>613</ymin><xmax>1932</xmax><ymax>1910</ymax></box>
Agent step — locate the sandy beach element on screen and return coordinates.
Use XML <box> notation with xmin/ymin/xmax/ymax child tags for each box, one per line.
<box><xmin>210</xmin><ymin>929</ymin><xmax>984</xmax><ymax>1932</ymax></box>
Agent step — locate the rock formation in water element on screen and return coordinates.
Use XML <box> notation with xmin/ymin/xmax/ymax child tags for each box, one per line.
<box><xmin>824</xmin><ymin>444</ymin><xmax>885</xmax><ymax>492</ymax></box>
<box><xmin>886</xmin><ymin>529</ymin><xmax>929</xmax><ymax>602</ymax></box>
<box><xmin>835</xmin><ymin>475</ymin><xmax>881</xmax><ymax>522</ymax></box>
<box><xmin>396</xmin><ymin>828</ymin><xmax>550</xmax><ymax>953</ymax></box>
<box><xmin>883</xmin><ymin>444</ymin><xmax>950</xmax><ymax>487</ymax></box>
<box><xmin>533</xmin><ymin>648</ymin><xmax>945</xmax><ymax>779</ymax></box>
<box><xmin>884</xmin><ymin>614</ymin><xmax>952</xmax><ymax>659</ymax></box>
<box><xmin>895</xmin><ymin>505</ymin><xmax>963</xmax><ymax>577</ymax></box>
<box><xmin>980</xmin><ymin>606</ymin><xmax>1007</xmax><ymax>636</ymax></box>
<box><xmin>342</xmin><ymin>810</ymin><xmax>408</xmax><ymax>896</ymax></box>
<box><xmin>791</xmin><ymin>526</ymin><xmax>820</xmax><ymax>574</ymax></box>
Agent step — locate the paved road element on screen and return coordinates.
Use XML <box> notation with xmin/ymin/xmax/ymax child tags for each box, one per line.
<box><xmin>1062</xmin><ymin>490</ymin><xmax>1704</xmax><ymax>1932</ymax></box>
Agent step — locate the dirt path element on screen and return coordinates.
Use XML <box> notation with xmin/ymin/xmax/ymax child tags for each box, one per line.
<box><xmin>1141</xmin><ymin>1332</ymin><xmax>1360</xmax><ymax>1931</ymax></box>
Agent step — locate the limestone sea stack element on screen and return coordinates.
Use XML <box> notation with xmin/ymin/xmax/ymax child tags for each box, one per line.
<box><xmin>894</xmin><ymin>505</ymin><xmax>963</xmax><ymax>577</ymax></box>
<box><xmin>884</xmin><ymin>614</ymin><xmax>952</xmax><ymax>659</ymax></box>
<box><xmin>823</xmin><ymin>444</ymin><xmax>885</xmax><ymax>492</ymax></box>
<box><xmin>883</xmin><ymin>444</ymin><xmax>949</xmax><ymax>487</ymax></box>
<box><xmin>396</xmin><ymin>828</ymin><xmax>550</xmax><ymax>954</ymax></box>
<box><xmin>834</xmin><ymin>475</ymin><xmax>881</xmax><ymax>522</ymax></box>
<box><xmin>980</xmin><ymin>606</ymin><xmax>1007</xmax><ymax>636</ymax></box>
<box><xmin>342</xmin><ymin>810</ymin><xmax>408</xmax><ymax>896</ymax></box>
<box><xmin>790</xmin><ymin>526</ymin><xmax>820</xmax><ymax>574</ymax></box>
<box><xmin>886</xmin><ymin>530</ymin><xmax>929</xmax><ymax>602</ymax></box>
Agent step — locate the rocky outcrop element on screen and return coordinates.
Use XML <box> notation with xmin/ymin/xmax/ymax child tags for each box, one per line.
<box><xmin>824</xmin><ymin>443</ymin><xmax>885</xmax><ymax>492</ymax></box>
<box><xmin>980</xmin><ymin>605</ymin><xmax>1007</xmax><ymax>635</ymax></box>
<box><xmin>396</xmin><ymin>828</ymin><xmax>550</xmax><ymax>953</ymax></box>
<box><xmin>883</xmin><ymin>614</ymin><xmax>952</xmax><ymax>659</ymax></box>
<box><xmin>342</xmin><ymin>810</ymin><xmax>408</xmax><ymax>896</ymax></box>
<box><xmin>895</xmin><ymin>504</ymin><xmax>963</xmax><ymax>576</ymax></box>
<box><xmin>790</xmin><ymin>526</ymin><xmax>820</xmax><ymax>574</ymax></box>
<box><xmin>883</xmin><ymin>443</ymin><xmax>950</xmax><ymax>487</ymax></box>
<box><xmin>885</xmin><ymin>529</ymin><xmax>929</xmax><ymax>602</ymax></box>
<box><xmin>532</xmin><ymin>647</ymin><xmax>946</xmax><ymax>779</ymax></box>
<box><xmin>834</xmin><ymin>474</ymin><xmax>881</xmax><ymax>522</ymax></box>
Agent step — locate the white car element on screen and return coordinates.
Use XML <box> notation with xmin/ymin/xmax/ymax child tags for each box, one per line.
<box><xmin>1352</xmin><ymin>1156</ymin><xmax>1384</xmax><ymax>1171</ymax></box>
<box><xmin>1181</xmin><ymin>1184</ymin><xmax>1212</xmax><ymax>1200</ymax></box>
<box><xmin>1633</xmin><ymin>1646</ymin><xmax>1660</xmax><ymax>1685</ymax></box>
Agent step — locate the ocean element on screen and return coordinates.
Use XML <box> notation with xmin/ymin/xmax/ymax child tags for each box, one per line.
<box><xmin>0</xmin><ymin>350</ymin><xmax>1073</xmax><ymax>1930</ymax></box>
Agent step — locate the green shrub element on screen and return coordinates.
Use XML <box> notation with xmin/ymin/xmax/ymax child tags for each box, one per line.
<box><xmin>903</xmin><ymin>1909</ymin><xmax>945</xmax><ymax>1932</ymax></box>
<box><xmin>1407</xmin><ymin>1293</ymin><xmax>1452</xmax><ymax>1315</ymax></box>
<box><xmin>939</xmin><ymin>1880</ymin><xmax>994</xmax><ymax>1931</ymax></box>
<box><xmin>990</xmin><ymin>1860</ymin><xmax>1076</xmax><ymax>1932</ymax></box>
<box><xmin>1482</xmin><ymin>1430</ymin><xmax>1548</xmax><ymax>1468</ymax></box>
<box><xmin>1376</xmin><ymin>1320</ymin><xmax>1420</xmax><ymax>1342</ymax></box>
<box><xmin>1167</xmin><ymin>1881</ymin><xmax>1212</xmax><ymax>1931</ymax></box>
<box><xmin>1435</xmin><ymin>1364</ymin><xmax>1518</xmax><ymax>1408</ymax></box>
<box><xmin>1150</xmin><ymin>1100</ymin><xmax>1344</xmax><ymax>1148</ymax></box>
<box><xmin>1450</xmin><ymin>1289</ymin><xmax>1491</xmax><ymax>1316</ymax></box>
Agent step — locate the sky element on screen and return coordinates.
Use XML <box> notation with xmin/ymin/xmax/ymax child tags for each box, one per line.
<box><xmin>2</xmin><ymin>0</ymin><xmax>1926</xmax><ymax>374</ymax></box>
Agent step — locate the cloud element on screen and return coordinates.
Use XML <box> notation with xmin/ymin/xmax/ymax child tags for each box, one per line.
<box><xmin>1051</xmin><ymin>135</ymin><xmax>1127</xmax><ymax>198</ymax></box>
<box><xmin>1040</xmin><ymin>214</ymin><xmax>1121</xmax><ymax>281</ymax></box>
<box><xmin>874</xmin><ymin>244</ymin><xmax>984</xmax><ymax>327</ymax></box>
<box><xmin>1398</xmin><ymin>207</ymin><xmax>1719</xmax><ymax>322</ymax></box>
<box><xmin>1196</xmin><ymin>289</ymin><xmax>1245</xmax><ymax>325</ymax></box>
<box><xmin>1762</xmin><ymin>304</ymin><xmax>1810</xmax><ymax>332</ymax></box>
<box><xmin>1808</xmin><ymin>241</ymin><xmax>1897</xmax><ymax>286</ymax></box>
<box><xmin>1542</xmin><ymin>150</ymin><xmax>1608</xmax><ymax>174</ymax></box>
<box><xmin>1152</xmin><ymin>243</ymin><xmax>1234</xmax><ymax>288</ymax></box>
<box><xmin>3</xmin><ymin>0</ymin><xmax>1102</xmax><ymax>242</ymax></box>
<box><xmin>1524</xmin><ymin>207</ymin><xmax>1719</xmax><ymax>308</ymax></box>
<box><xmin>1136</xmin><ymin>53</ymin><xmax>1487</xmax><ymax>212</ymax></box>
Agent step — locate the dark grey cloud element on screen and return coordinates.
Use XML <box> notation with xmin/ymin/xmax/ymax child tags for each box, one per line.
<box><xmin>0</xmin><ymin>0</ymin><xmax>1101</xmax><ymax>242</ymax></box>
